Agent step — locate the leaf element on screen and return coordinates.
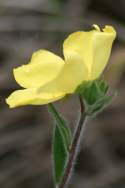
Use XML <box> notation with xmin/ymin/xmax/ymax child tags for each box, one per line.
<box><xmin>53</xmin><ymin>125</ymin><xmax>67</xmax><ymax>184</ymax></box>
<box><xmin>48</xmin><ymin>103</ymin><xmax>72</xmax><ymax>150</ymax></box>
<box><xmin>48</xmin><ymin>103</ymin><xmax>72</xmax><ymax>184</ymax></box>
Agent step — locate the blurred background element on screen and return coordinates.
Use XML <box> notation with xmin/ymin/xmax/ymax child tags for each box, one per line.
<box><xmin>0</xmin><ymin>0</ymin><xmax>125</xmax><ymax>188</ymax></box>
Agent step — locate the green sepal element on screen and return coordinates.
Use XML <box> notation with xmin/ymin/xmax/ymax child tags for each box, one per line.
<box><xmin>86</xmin><ymin>94</ymin><xmax>114</xmax><ymax>116</ymax></box>
<box><xmin>76</xmin><ymin>78</ymin><xmax>115</xmax><ymax>116</ymax></box>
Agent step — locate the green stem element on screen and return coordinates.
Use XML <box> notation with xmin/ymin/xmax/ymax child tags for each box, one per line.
<box><xmin>58</xmin><ymin>96</ymin><xmax>88</xmax><ymax>188</ymax></box>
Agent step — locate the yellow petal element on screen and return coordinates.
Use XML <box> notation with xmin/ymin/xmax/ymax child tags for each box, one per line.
<box><xmin>91</xmin><ymin>25</ymin><xmax>116</xmax><ymax>79</ymax></box>
<box><xmin>63</xmin><ymin>25</ymin><xmax>116</xmax><ymax>80</ymax></box>
<box><xmin>6</xmin><ymin>53</ymin><xmax>88</xmax><ymax>108</ymax></box>
<box><xmin>14</xmin><ymin>50</ymin><xmax>65</xmax><ymax>88</ymax></box>
<box><xmin>6</xmin><ymin>88</ymin><xmax>65</xmax><ymax>108</ymax></box>
<box><xmin>103</xmin><ymin>25</ymin><xmax>116</xmax><ymax>34</ymax></box>
<box><xmin>39</xmin><ymin>52</ymin><xmax>88</xmax><ymax>94</ymax></box>
<box><xmin>63</xmin><ymin>31</ymin><xmax>93</xmax><ymax>76</ymax></box>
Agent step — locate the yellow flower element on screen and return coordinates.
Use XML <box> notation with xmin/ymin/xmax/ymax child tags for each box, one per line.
<box><xmin>6</xmin><ymin>25</ymin><xmax>116</xmax><ymax>108</ymax></box>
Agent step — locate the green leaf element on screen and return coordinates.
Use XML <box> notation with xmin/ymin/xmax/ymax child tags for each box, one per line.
<box><xmin>48</xmin><ymin>103</ymin><xmax>72</xmax><ymax>150</ymax></box>
<box><xmin>48</xmin><ymin>103</ymin><xmax>72</xmax><ymax>184</ymax></box>
<box><xmin>53</xmin><ymin>125</ymin><xmax>67</xmax><ymax>183</ymax></box>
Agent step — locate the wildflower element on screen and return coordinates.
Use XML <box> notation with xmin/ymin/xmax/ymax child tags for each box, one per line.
<box><xmin>6</xmin><ymin>25</ymin><xmax>116</xmax><ymax>108</ymax></box>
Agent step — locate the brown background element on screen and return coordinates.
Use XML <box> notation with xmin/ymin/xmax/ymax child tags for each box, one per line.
<box><xmin>0</xmin><ymin>0</ymin><xmax>125</xmax><ymax>188</ymax></box>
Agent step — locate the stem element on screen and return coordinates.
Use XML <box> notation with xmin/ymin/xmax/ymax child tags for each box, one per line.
<box><xmin>58</xmin><ymin>96</ymin><xmax>87</xmax><ymax>188</ymax></box>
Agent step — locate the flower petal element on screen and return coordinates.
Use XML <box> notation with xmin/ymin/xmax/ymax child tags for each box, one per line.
<box><xmin>14</xmin><ymin>50</ymin><xmax>65</xmax><ymax>88</ymax></box>
<box><xmin>63</xmin><ymin>25</ymin><xmax>116</xmax><ymax>80</ymax></box>
<box><xmin>39</xmin><ymin>52</ymin><xmax>88</xmax><ymax>94</ymax></box>
<box><xmin>6</xmin><ymin>88</ymin><xmax>65</xmax><ymax>108</ymax></box>
<box><xmin>91</xmin><ymin>25</ymin><xmax>116</xmax><ymax>79</ymax></box>
<box><xmin>63</xmin><ymin>31</ymin><xmax>93</xmax><ymax>74</ymax></box>
<box><xmin>6</xmin><ymin>53</ymin><xmax>88</xmax><ymax>108</ymax></box>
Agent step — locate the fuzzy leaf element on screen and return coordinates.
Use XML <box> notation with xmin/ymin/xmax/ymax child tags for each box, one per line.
<box><xmin>48</xmin><ymin>103</ymin><xmax>71</xmax><ymax>150</ymax></box>
<box><xmin>48</xmin><ymin>103</ymin><xmax>71</xmax><ymax>184</ymax></box>
<box><xmin>53</xmin><ymin>125</ymin><xmax>67</xmax><ymax>184</ymax></box>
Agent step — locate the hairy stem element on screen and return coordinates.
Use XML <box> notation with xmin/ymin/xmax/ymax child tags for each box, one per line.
<box><xmin>58</xmin><ymin>96</ymin><xmax>87</xmax><ymax>188</ymax></box>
